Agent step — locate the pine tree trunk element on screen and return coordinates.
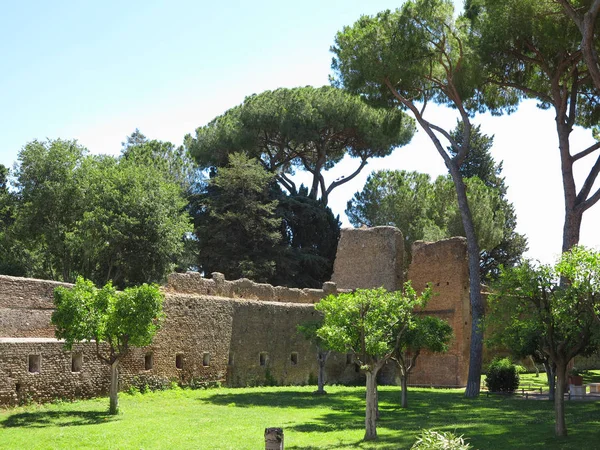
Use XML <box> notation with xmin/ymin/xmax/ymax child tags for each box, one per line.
<box><xmin>400</xmin><ymin>374</ymin><xmax>408</xmax><ymax>408</ymax></box>
<box><xmin>109</xmin><ymin>360</ymin><xmax>120</xmax><ymax>415</ymax></box>
<box><xmin>562</xmin><ymin>208</ymin><xmax>583</xmax><ymax>254</ymax></box>
<box><xmin>364</xmin><ymin>371</ymin><xmax>378</xmax><ymax>441</ymax></box>
<box><xmin>555</xmin><ymin>363</ymin><xmax>568</xmax><ymax>437</ymax></box>
<box><xmin>448</xmin><ymin>165</ymin><xmax>484</xmax><ymax>398</ymax></box>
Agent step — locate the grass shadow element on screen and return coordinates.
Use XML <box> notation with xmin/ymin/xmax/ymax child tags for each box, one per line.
<box><xmin>1</xmin><ymin>410</ymin><xmax>115</xmax><ymax>429</ymax></box>
<box><xmin>200</xmin><ymin>388</ymin><xmax>365</xmax><ymax>410</ymax></box>
<box><xmin>202</xmin><ymin>387</ymin><xmax>600</xmax><ymax>449</ymax></box>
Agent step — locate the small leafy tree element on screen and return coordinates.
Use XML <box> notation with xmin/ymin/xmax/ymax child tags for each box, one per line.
<box><xmin>395</xmin><ymin>316</ymin><xmax>453</xmax><ymax>408</ymax></box>
<box><xmin>316</xmin><ymin>285</ymin><xmax>431</xmax><ymax>441</ymax></box>
<box><xmin>489</xmin><ymin>246</ymin><xmax>600</xmax><ymax>436</ymax></box>
<box><xmin>297</xmin><ymin>320</ymin><xmax>332</xmax><ymax>395</ymax></box>
<box><xmin>52</xmin><ymin>277</ymin><xmax>164</xmax><ymax>414</ymax></box>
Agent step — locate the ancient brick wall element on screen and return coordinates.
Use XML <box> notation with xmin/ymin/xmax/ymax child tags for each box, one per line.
<box><xmin>0</xmin><ymin>339</ymin><xmax>109</xmax><ymax>406</ymax></box>
<box><xmin>0</xmin><ymin>275</ymin><xmax>70</xmax><ymax>338</ymax></box>
<box><xmin>332</xmin><ymin>226</ymin><xmax>404</xmax><ymax>291</ymax></box>
<box><xmin>0</xmin><ymin>275</ymin><xmax>352</xmax><ymax>405</ymax></box>
<box><xmin>406</xmin><ymin>237</ymin><xmax>471</xmax><ymax>386</ymax></box>
<box><xmin>165</xmin><ymin>272</ymin><xmax>338</xmax><ymax>303</ymax></box>
<box><xmin>0</xmin><ymin>228</ymin><xmax>474</xmax><ymax>406</ymax></box>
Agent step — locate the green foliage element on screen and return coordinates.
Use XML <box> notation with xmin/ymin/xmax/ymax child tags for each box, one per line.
<box><xmin>485</xmin><ymin>358</ymin><xmax>520</xmax><ymax>393</ymax></box>
<box><xmin>297</xmin><ymin>320</ymin><xmax>328</xmax><ymax>350</ymax></box>
<box><xmin>411</xmin><ymin>429</ymin><xmax>472</xmax><ymax>450</ymax></box>
<box><xmin>272</xmin><ymin>187</ymin><xmax>340</xmax><ymax>288</ymax></box>
<box><xmin>489</xmin><ymin>247</ymin><xmax>600</xmax><ymax>365</ymax></box>
<box><xmin>347</xmin><ymin>122</ymin><xmax>527</xmax><ymax>279</ymax></box>
<box><xmin>0</xmin><ymin>164</ymin><xmax>28</xmax><ymax>277</ymax></box>
<box><xmin>316</xmin><ymin>285</ymin><xmax>431</xmax><ymax>366</ymax></box>
<box><xmin>52</xmin><ymin>277</ymin><xmax>164</xmax><ymax>354</ymax></box>
<box><xmin>403</xmin><ymin>316</ymin><xmax>454</xmax><ymax>355</ymax></box>
<box><xmin>195</xmin><ymin>153</ymin><xmax>281</xmax><ymax>282</ymax></box>
<box><xmin>331</xmin><ymin>0</ymin><xmax>481</xmax><ymax>110</ymax></box>
<box><xmin>6</xmin><ymin>138</ymin><xmax>192</xmax><ymax>287</ymax></box>
<box><xmin>186</xmin><ymin>85</ymin><xmax>414</xmax><ymax>203</ymax></box>
<box><xmin>120</xmin><ymin>129</ymin><xmax>202</xmax><ymax>196</ymax></box>
<box><xmin>347</xmin><ymin>170</ymin><xmax>505</xmax><ymax>262</ymax></box>
<box><xmin>489</xmin><ymin>246</ymin><xmax>600</xmax><ymax>434</ymax></box>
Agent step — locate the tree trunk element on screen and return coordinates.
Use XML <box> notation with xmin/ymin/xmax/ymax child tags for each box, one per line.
<box><xmin>554</xmin><ymin>362</ymin><xmax>568</xmax><ymax>437</ymax></box>
<box><xmin>581</xmin><ymin>3</ymin><xmax>600</xmax><ymax>91</ymax></box>
<box><xmin>400</xmin><ymin>374</ymin><xmax>408</xmax><ymax>408</ymax></box>
<box><xmin>562</xmin><ymin>207</ymin><xmax>583</xmax><ymax>254</ymax></box>
<box><xmin>448</xmin><ymin>164</ymin><xmax>484</xmax><ymax>398</ymax></box>
<box><xmin>316</xmin><ymin>355</ymin><xmax>326</xmax><ymax>394</ymax></box>
<box><xmin>364</xmin><ymin>371</ymin><xmax>379</xmax><ymax>440</ymax></box>
<box><xmin>109</xmin><ymin>360</ymin><xmax>120</xmax><ymax>415</ymax></box>
<box><xmin>529</xmin><ymin>356</ymin><xmax>539</xmax><ymax>377</ymax></box>
<box><xmin>544</xmin><ymin>361</ymin><xmax>556</xmax><ymax>401</ymax></box>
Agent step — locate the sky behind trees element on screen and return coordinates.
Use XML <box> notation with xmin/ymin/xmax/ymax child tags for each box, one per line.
<box><xmin>1</xmin><ymin>0</ymin><xmax>598</xmax><ymax>264</ymax></box>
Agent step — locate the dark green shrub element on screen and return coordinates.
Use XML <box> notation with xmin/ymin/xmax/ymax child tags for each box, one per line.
<box><xmin>485</xmin><ymin>357</ymin><xmax>520</xmax><ymax>393</ymax></box>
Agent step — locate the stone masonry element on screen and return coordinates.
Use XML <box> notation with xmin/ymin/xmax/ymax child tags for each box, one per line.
<box><xmin>1</xmin><ymin>226</ymin><xmax>474</xmax><ymax>406</ymax></box>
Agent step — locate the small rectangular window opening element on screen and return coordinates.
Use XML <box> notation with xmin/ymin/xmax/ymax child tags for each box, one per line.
<box><xmin>228</xmin><ymin>352</ymin><xmax>234</xmax><ymax>366</ymax></box>
<box><xmin>176</xmin><ymin>353</ymin><xmax>184</xmax><ymax>370</ymax></box>
<box><xmin>71</xmin><ymin>353</ymin><xmax>83</xmax><ymax>373</ymax></box>
<box><xmin>290</xmin><ymin>352</ymin><xmax>298</xmax><ymax>365</ymax></box>
<box><xmin>202</xmin><ymin>352</ymin><xmax>210</xmax><ymax>367</ymax></box>
<box><xmin>346</xmin><ymin>353</ymin><xmax>354</xmax><ymax>365</ymax></box>
<box><xmin>28</xmin><ymin>354</ymin><xmax>41</xmax><ymax>373</ymax></box>
<box><xmin>145</xmin><ymin>352</ymin><xmax>153</xmax><ymax>370</ymax></box>
<box><xmin>259</xmin><ymin>352</ymin><xmax>268</xmax><ymax>367</ymax></box>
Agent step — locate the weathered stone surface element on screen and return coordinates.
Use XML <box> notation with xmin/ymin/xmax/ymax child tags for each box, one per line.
<box><xmin>407</xmin><ymin>237</ymin><xmax>470</xmax><ymax>387</ymax></box>
<box><xmin>332</xmin><ymin>226</ymin><xmax>404</xmax><ymax>291</ymax></box>
<box><xmin>0</xmin><ymin>230</ymin><xmax>477</xmax><ymax>406</ymax></box>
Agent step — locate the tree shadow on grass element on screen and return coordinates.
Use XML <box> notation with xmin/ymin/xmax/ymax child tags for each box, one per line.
<box><xmin>200</xmin><ymin>388</ymin><xmax>365</xmax><ymax>410</ymax></box>
<box><xmin>204</xmin><ymin>388</ymin><xmax>600</xmax><ymax>449</ymax></box>
<box><xmin>1</xmin><ymin>410</ymin><xmax>114</xmax><ymax>429</ymax></box>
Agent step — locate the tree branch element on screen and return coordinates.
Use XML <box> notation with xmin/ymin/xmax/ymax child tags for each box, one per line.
<box><xmin>572</xmin><ymin>141</ymin><xmax>600</xmax><ymax>162</ymax></box>
<box><xmin>576</xmin><ymin>152</ymin><xmax>600</xmax><ymax>208</ymax></box>
<box><xmin>326</xmin><ymin>158</ymin><xmax>369</xmax><ymax>196</ymax></box>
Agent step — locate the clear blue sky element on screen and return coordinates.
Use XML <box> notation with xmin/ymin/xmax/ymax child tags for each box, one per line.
<box><xmin>1</xmin><ymin>0</ymin><xmax>598</xmax><ymax>264</ymax></box>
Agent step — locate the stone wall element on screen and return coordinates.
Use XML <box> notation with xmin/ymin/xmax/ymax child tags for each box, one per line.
<box><xmin>405</xmin><ymin>237</ymin><xmax>471</xmax><ymax>386</ymax></box>
<box><xmin>0</xmin><ymin>227</ymin><xmax>475</xmax><ymax>406</ymax></box>
<box><xmin>0</xmin><ymin>276</ymin><xmax>353</xmax><ymax>406</ymax></box>
<box><xmin>0</xmin><ymin>275</ymin><xmax>69</xmax><ymax>338</ymax></box>
<box><xmin>165</xmin><ymin>272</ymin><xmax>339</xmax><ymax>304</ymax></box>
<box><xmin>332</xmin><ymin>226</ymin><xmax>404</xmax><ymax>291</ymax></box>
<box><xmin>0</xmin><ymin>339</ymin><xmax>109</xmax><ymax>406</ymax></box>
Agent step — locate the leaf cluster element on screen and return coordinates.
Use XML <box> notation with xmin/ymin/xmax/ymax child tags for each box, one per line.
<box><xmin>315</xmin><ymin>284</ymin><xmax>431</xmax><ymax>367</ymax></box>
<box><xmin>488</xmin><ymin>246</ymin><xmax>600</xmax><ymax>365</ymax></box>
<box><xmin>186</xmin><ymin>85</ymin><xmax>414</xmax><ymax>201</ymax></box>
<box><xmin>52</xmin><ymin>277</ymin><xmax>164</xmax><ymax>363</ymax></box>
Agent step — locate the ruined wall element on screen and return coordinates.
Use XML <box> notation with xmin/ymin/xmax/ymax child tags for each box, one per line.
<box><xmin>165</xmin><ymin>272</ymin><xmax>338</xmax><ymax>303</ymax></box>
<box><xmin>0</xmin><ymin>339</ymin><xmax>109</xmax><ymax>406</ymax></box>
<box><xmin>0</xmin><ymin>275</ymin><xmax>352</xmax><ymax>406</ymax></box>
<box><xmin>332</xmin><ymin>226</ymin><xmax>404</xmax><ymax>291</ymax></box>
<box><xmin>0</xmin><ymin>276</ymin><xmax>69</xmax><ymax>338</ymax></box>
<box><xmin>405</xmin><ymin>237</ymin><xmax>471</xmax><ymax>387</ymax></box>
<box><xmin>0</xmin><ymin>227</ymin><xmax>474</xmax><ymax>406</ymax></box>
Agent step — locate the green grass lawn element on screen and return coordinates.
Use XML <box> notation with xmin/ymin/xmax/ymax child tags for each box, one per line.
<box><xmin>517</xmin><ymin>369</ymin><xmax>600</xmax><ymax>392</ymax></box>
<box><xmin>1</xmin><ymin>383</ymin><xmax>599</xmax><ymax>450</ymax></box>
